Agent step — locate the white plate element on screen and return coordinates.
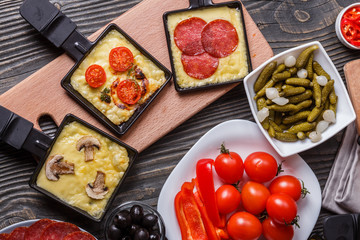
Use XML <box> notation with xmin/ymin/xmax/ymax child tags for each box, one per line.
<box><xmin>243</xmin><ymin>41</ymin><xmax>356</xmax><ymax>157</ymax></box>
<box><xmin>157</xmin><ymin>119</ymin><xmax>321</xmax><ymax>240</ymax></box>
<box><xmin>0</xmin><ymin>219</ymin><xmax>97</xmax><ymax>239</ymax></box>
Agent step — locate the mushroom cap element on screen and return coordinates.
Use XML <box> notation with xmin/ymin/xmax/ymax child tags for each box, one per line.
<box><xmin>85</xmin><ymin>171</ymin><xmax>108</xmax><ymax>200</ymax></box>
<box><xmin>45</xmin><ymin>155</ymin><xmax>75</xmax><ymax>181</ymax></box>
<box><xmin>45</xmin><ymin>155</ymin><xmax>63</xmax><ymax>181</ymax></box>
<box><xmin>76</xmin><ymin>136</ymin><xmax>101</xmax><ymax>151</ymax></box>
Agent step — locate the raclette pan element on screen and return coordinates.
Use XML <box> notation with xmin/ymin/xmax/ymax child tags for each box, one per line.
<box><xmin>0</xmin><ymin>105</ymin><xmax>138</xmax><ymax>222</ymax></box>
<box><xmin>19</xmin><ymin>0</ymin><xmax>172</xmax><ymax>136</ymax></box>
<box><xmin>163</xmin><ymin>0</ymin><xmax>252</xmax><ymax>92</ymax></box>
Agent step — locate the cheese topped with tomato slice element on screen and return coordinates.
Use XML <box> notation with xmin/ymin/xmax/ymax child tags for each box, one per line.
<box><xmin>36</xmin><ymin>121</ymin><xmax>130</xmax><ymax>219</ymax></box>
<box><xmin>70</xmin><ymin>29</ymin><xmax>166</xmax><ymax>125</ymax></box>
<box><xmin>167</xmin><ymin>6</ymin><xmax>249</xmax><ymax>89</ymax></box>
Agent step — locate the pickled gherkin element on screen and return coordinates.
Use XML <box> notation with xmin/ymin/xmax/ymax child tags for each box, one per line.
<box><xmin>254</xmin><ymin>61</ymin><xmax>277</xmax><ymax>92</ymax></box>
<box><xmin>253</xmin><ymin>44</ymin><xmax>337</xmax><ymax>143</ymax></box>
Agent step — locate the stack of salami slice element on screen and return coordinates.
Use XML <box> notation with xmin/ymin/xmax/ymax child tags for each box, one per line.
<box><xmin>174</xmin><ymin>17</ymin><xmax>239</xmax><ymax>79</ymax></box>
<box><xmin>0</xmin><ymin>219</ymin><xmax>96</xmax><ymax>240</ymax></box>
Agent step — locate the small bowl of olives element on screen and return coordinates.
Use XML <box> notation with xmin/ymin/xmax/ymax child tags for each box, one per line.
<box><xmin>105</xmin><ymin>201</ymin><xmax>166</xmax><ymax>240</ymax></box>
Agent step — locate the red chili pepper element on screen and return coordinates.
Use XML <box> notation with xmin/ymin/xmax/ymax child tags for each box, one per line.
<box><xmin>341</xmin><ymin>7</ymin><xmax>360</xmax><ymax>46</ymax></box>
<box><xmin>343</xmin><ymin>7</ymin><xmax>360</xmax><ymax>21</ymax></box>
<box><xmin>196</xmin><ymin>159</ymin><xmax>223</xmax><ymax>228</ymax></box>
<box><xmin>175</xmin><ymin>181</ymin><xmax>208</xmax><ymax>240</ymax></box>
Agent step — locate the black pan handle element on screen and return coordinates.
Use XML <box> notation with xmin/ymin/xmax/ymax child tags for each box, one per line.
<box><xmin>189</xmin><ymin>0</ymin><xmax>214</xmax><ymax>9</ymax></box>
<box><xmin>19</xmin><ymin>0</ymin><xmax>92</xmax><ymax>62</ymax></box>
<box><xmin>0</xmin><ymin>106</ymin><xmax>53</xmax><ymax>160</ymax></box>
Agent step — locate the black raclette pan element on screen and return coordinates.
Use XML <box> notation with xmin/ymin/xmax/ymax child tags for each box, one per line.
<box><xmin>19</xmin><ymin>0</ymin><xmax>172</xmax><ymax>136</ymax></box>
<box><xmin>0</xmin><ymin>105</ymin><xmax>138</xmax><ymax>222</ymax></box>
<box><xmin>163</xmin><ymin>0</ymin><xmax>252</xmax><ymax>92</ymax></box>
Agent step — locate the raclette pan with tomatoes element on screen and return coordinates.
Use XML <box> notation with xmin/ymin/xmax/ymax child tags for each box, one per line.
<box><xmin>61</xmin><ymin>24</ymin><xmax>172</xmax><ymax>135</ymax></box>
<box><xmin>19</xmin><ymin>0</ymin><xmax>172</xmax><ymax>136</ymax></box>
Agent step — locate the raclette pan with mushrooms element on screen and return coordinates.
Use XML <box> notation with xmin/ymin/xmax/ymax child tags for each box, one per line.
<box><xmin>0</xmin><ymin>105</ymin><xmax>138</xmax><ymax>222</ymax></box>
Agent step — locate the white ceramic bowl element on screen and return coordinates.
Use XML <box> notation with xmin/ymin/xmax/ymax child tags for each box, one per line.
<box><xmin>335</xmin><ymin>3</ymin><xmax>360</xmax><ymax>50</ymax></box>
<box><xmin>243</xmin><ymin>41</ymin><xmax>356</xmax><ymax>157</ymax></box>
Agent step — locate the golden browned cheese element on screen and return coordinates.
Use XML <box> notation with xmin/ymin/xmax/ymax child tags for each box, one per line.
<box><xmin>167</xmin><ymin>6</ymin><xmax>249</xmax><ymax>88</ymax></box>
<box><xmin>70</xmin><ymin>29</ymin><xmax>166</xmax><ymax>125</ymax></box>
<box><xmin>36</xmin><ymin>121</ymin><xmax>129</xmax><ymax>219</ymax></box>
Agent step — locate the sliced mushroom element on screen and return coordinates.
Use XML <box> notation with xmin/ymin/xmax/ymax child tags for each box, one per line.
<box><xmin>85</xmin><ymin>171</ymin><xmax>109</xmax><ymax>200</ymax></box>
<box><xmin>45</xmin><ymin>155</ymin><xmax>75</xmax><ymax>181</ymax></box>
<box><xmin>134</xmin><ymin>66</ymin><xmax>145</xmax><ymax>80</ymax></box>
<box><xmin>76</xmin><ymin>136</ymin><xmax>101</xmax><ymax>162</ymax></box>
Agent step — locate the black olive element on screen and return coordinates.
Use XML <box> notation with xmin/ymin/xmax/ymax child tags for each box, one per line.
<box><xmin>149</xmin><ymin>232</ymin><xmax>161</xmax><ymax>240</ymax></box>
<box><xmin>108</xmin><ymin>224</ymin><xmax>122</xmax><ymax>240</ymax></box>
<box><xmin>129</xmin><ymin>224</ymin><xmax>140</xmax><ymax>237</ymax></box>
<box><xmin>141</xmin><ymin>213</ymin><xmax>158</xmax><ymax>228</ymax></box>
<box><xmin>114</xmin><ymin>211</ymin><xmax>132</xmax><ymax>229</ymax></box>
<box><xmin>130</xmin><ymin>205</ymin><xmax>144</xmax><ymax>224</ymax></box>
<box><xmin>134</xmin><ymin>228</ymin><xmax>149</xmax><ymax>240</ymax></box>
<box><xmin>121</xmin><ymin>236</ymin><xmax>131</xmax><ymax>240</ymax></box>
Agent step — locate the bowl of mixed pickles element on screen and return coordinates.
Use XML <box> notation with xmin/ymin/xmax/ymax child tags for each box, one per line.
<box><xmin>244</xmin><ymin>41</ymin><xmax>356</xmax><ymax>157</ymax></box>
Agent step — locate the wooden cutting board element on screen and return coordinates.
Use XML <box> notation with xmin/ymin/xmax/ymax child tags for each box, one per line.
<box><xmin>344</xmin><ymin>59</ymin><xmax>360</xmax><ymax>134</ymax></box>
<box><xmin>0</xmin><ymin>0</ymin><xmax>273</xmax><ymax>153</ymax></box>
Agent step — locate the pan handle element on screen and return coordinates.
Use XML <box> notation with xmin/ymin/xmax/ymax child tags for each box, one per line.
<box><xmin>0</xmin><ymin>106</ymin><xmax>53</xmax><ymax>160</ymax></box>
<box><xmin>189</xmin><ymin>0</ymin><xmax>214</xmax><ymax>9</ymax></box>
<box><xmin>19</xmin><ymin>0</ymin><xmax>92</xmax><ymax>62</ymax></box>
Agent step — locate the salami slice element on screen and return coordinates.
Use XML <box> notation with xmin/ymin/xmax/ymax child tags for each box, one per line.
<box><xmin>40</xmin><ymin>222</ymin><xmax>79</xmax><ymax>240</ymax></box>
<box><xmin>201</xmin><ymin>19</ymin><xmax>239</xmax><ymax>58</ymax></box>
<box><xmin>63</xmin><ymin>231</ymin><xmax>96</xmax><ymax>240</ymax></box>
<box><xmin>8</xmin><ymin>227</ymin><xmax>27</xmax><ymax>240</ymax></box>
<box><xmin>181</xmin><ymin>52</ymin><xmax>219</xmax><ymax>79</ymax></box>
<box><xmin>24</xmin><ymin>219</ymin><xmax>53</xmax><ymax>240</ymax></box>
<box><xmin>0</xmin><ymin>233</ymin><xmax>10</xmax><ymax>240</ymax></box>
<box><xmin>174</xmin><ymin>17</ymin><xmax>207</xmax><ymax>56</ymax></box>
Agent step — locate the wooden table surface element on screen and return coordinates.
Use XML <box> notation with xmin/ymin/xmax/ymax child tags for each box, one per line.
<box><xmin>0</xmin><ymin>0</ymin><xmax>359</xmax><ymax>239</ymax></box>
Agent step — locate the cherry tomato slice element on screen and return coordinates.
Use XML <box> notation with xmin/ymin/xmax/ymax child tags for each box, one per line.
<box><xmin>109</xmin><ymin>47</ymin><xmax>134</xmax><ymax>72</ymax></box>
<box><xmin>343</xmin><ymin>7</ymin><xmax>360</xmax><ymax>21</ymax></box>
<box><xmin>116</xmin><ymin>79</ymin><xmax>141</xmax><ymax>105</ymax></box>
<box><xmin>85</xmin><ymin>64</ymin><xmax>106</xmax><ymax>88</ymax></box>
<box><xmin>262</xmin><ymin>217</ymin><xmax>294</xmax><ymax>240</ymax></box>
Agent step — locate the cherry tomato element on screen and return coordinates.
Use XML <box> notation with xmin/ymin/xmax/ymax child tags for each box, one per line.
<box><xmin>244</xmin><ymin>152</ymin><xmax>278</xmax><ymax>183</ymax></box>
<box><xmin>216</xmin><ymin>185</ymin><xmax>241</xmax><ymax>214</ymax></box>
<box><xmin>262</xmin><ymin>217</ymin><xmax>294</xmax><ymax>240</ymax></box>
<box><xmin>269</xmin><ymin>175</ymin><xmax>303</xmax><ymax>201</ymax></box>
<box><xmin>241</xmin><ymin>181</ymin><xmax>270</xmax><ymax>215</ymax></box>
<box><xmin>266</xmin><ymin>193</ymin><xmax>297</xmax><ymax>225</ymax></box>
<box><xmin>116</xmin><ymin>79</ymin><xmax>142</xmax><ymax>105</ymax></box>
<box><xmin>85</xmin><ymin>64</ymin><xmax>106</xmax><ymax>88</ymax></box>
<box><xmin>226</xmin><ymin>212</ymin><xmax>262</xmax><ymax>240</ymax></box>
<box><xmin>109</xmin><ymin>47</ymin><xmax>134</xmax><ymax>72</ymax></box>
<box><xmin>214</xmin><ymin>144</ymin><xmax>244</xmax><ymax>184</ymax></box>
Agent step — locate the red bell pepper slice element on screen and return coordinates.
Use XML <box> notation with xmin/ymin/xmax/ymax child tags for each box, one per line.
<box><xmin>175</xmin><ymin>181</ymin><xmax>208</xmax><ymax>240</ymax></box>
<box><xmin>196</xmin><ymin>159</ymin><xmax>223</xmax><ymax>228</ymax></box>
<box><xmin>194</xmin><ymin>191</ymin><xmax>220</xmax><ymax>240</ymax></box>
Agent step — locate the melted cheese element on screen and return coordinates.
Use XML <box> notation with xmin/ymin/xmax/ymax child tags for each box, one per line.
<box><xmin>36</xmin><ymin>121</ymin><xmax>130</xmax><ymax>219</ymax></box>
<box><xmin>70</xmin><ymin>29</ymin><xmax>166</xmax><ymax>125</ymax></box>
<box><xmin>167</xmin><ymin>6</ymin><xmax>249</xmax><ymax>89</ymax></box>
